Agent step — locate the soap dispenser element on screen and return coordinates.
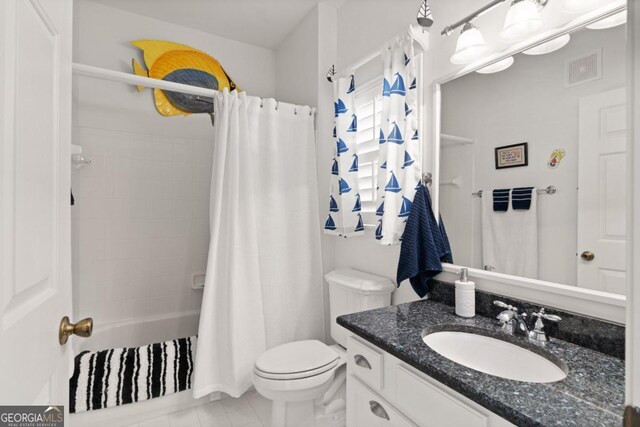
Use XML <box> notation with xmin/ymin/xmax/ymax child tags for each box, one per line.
<box><xmin>455</xmin><ymin>268</ymin><xmax>475</xmax><ymax>318</ymax></box>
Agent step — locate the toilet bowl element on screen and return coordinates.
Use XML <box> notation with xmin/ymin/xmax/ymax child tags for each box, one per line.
<box><xmin>253</xmin><ymin>340</ymin><xmax>346</xmax><ymax>427</ymax></box>
<box><xmin>252</xmin><ymin>268</ymin><xmax>395</xmax><ymax>427</ymax></box>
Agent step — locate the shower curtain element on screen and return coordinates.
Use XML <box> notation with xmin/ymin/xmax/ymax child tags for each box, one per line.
<box><xmin>193</xmin><ymin>90</ymin><xmax>324</xmax><ymax>399</ymax></box>
<box><xmin>376</xmin><ymin>36</ymin><xmax>420</xmax><ymax>245</ymax></box>
<box><xmin>324</xmin><ymin>75</ymin><xmax>364</xmax><ymax>237</ymax></box>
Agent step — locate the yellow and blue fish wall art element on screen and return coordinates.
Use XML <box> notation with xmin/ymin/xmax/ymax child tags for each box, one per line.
<box><xmin>131</xmin><ymin>40</ymin><xmax>238</xmax><ymax>120</ymax></box>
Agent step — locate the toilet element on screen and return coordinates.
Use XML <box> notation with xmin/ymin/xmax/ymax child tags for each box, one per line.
<box><xmin>252</xmin><ymin>268</ymin><xmax>395</xmax><ymax>427</ymax></box>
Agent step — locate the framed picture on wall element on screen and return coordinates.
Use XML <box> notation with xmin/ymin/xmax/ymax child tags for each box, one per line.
<box><xmin>495</xmin><ymin>142</ymin><xmax>528</xmax><ymax>169</ymax></box>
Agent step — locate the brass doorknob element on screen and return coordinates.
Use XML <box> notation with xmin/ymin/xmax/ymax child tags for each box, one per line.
<box><xmin>581</xmin><ymin>251</ymin><xmax>595</xmax><ymax>261</ymax></box>
<box><xmin>59</xmin><ymin>316</ymin><xmax>93</xmax><ymax>345</ymax></box>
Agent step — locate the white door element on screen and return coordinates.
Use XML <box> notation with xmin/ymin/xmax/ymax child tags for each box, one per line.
<box><xmin>0</xmin><ymin>0</ymin><xmax>74</xmax><ymax>411</ymax></box>
<box><xmin>576</xmin><ymin>88</ymin><xmax>627</xmax><ymax>294</ymax></box>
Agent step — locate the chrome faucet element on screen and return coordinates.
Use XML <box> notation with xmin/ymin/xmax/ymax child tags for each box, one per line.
<box><xmin>494</xmin><ymin>301</ymin><xmax>529</xmax><ymax>336</ymax></box>
<box><xmin>528</xmin><ymin>308</ymin><xmax>562</xmax><ymax>343</ymax></box>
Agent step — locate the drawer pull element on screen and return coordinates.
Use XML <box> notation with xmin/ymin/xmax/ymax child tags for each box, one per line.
<box><xmin>354</xmin><ymin>354</ymin><xmax>372</xmax><ymax>369</ymax></box>
<box><xmin>369</xmin><ymin>400</ymin><xmax>390</xmax><ymax>421</ymax></box>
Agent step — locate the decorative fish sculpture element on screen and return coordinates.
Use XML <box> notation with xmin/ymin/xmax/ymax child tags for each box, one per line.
<box><xmin>131</xmin><ymin>40</ymin><xmax>238</xmax><ymax>121</ymax></box>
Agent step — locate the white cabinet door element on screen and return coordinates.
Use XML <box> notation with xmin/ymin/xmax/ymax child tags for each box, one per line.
<box><xmin>394</xmin><ymin>365</ymin><xmax>489</xmax><ymax>427</ymax></box>
<box><xmin>577</xmin><ymin>87</ymin><xmax>627</xmax><ymax>294</ymax></box>
<box><xmin>0</xmin><ymin>0</ymin><xmax>73</xmax><ymax>410</ymax></box>
<box><xmin>347</xmin><ymin>376</ymin><xmax>417</xmax><ymax>427</ymax></box>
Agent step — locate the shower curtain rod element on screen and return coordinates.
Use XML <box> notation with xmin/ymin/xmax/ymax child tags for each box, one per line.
<box><xmin>327</xmin><ymin>24</ymin><xmax>429</xmax><ymax>81</ymax></box>
<box><xmin>72</xmin><ymin>63</ymin><xmax>316</xmax><ymax>115</ymax></box>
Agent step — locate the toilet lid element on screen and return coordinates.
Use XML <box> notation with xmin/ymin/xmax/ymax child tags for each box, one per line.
<box><xmin>254</xmin><ymin>340</ymin><xmax>339</xmax><ymax>380</ymax></box>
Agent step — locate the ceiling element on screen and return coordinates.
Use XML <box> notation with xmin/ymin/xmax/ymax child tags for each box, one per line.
<box><xmin>86</xmin><ymin>0</ymin><xmax>340</xmax><ymax>50</ymax></box>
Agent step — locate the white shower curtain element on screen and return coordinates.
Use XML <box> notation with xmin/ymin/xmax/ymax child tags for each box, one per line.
<box><xmin>193</xmin><ymin>90</ymin><xmax>324</xmax><ymax>399</ymax></box>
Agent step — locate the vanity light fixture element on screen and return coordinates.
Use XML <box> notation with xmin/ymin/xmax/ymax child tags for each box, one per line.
<box><xmin>476</xmin><ymin>56</ymin><xmax>515</xmax><ymax>73</ymax></box>
<box><xmin>450</xmin><ymin>23</ymin><xmax>490</xmax><ymax>65</ymax></box>
<box><xmin>500</xmin><ymin>0</ymin><xmax>548</xmax><ymax>42</ymax></box>
<box><xmin>586</xmin><ymin>10</ymin><xmax>626</xmax><ymax>29</ymax></box>
<box><xmin>523</xmin><ymin>33</ymin><xmax>570</xmax><ymax>55</ymax></box>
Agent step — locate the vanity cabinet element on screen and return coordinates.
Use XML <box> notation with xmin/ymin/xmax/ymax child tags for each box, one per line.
<box><xmin>346</xmin><ymin>334</ymin><xmax>516</xmax><ymax>427</ymax></box>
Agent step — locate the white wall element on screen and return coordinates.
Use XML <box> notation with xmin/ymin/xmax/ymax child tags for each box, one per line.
<box><xmin>276</xmin><ymin>7</ymin><xmax>319</xmax><ymax>107</ymax></box>
<box><xmin>72</xmin><ymin>1</ymin><xmax>277</xmax><ymax>325</ymax></box>
<box><xmin>440</xmin><ymin>24</ymin><xmax>626</xmax><ymax>286</ymax></box>
<box><xmin>71</xmin><ymin>128</ymin><xmax>212</xmax><ymax>324</ymax></box>
<box><xmin>275</xmin><ymin>2</ymin><xmax>339</xmax><ymax>342</ymax></box>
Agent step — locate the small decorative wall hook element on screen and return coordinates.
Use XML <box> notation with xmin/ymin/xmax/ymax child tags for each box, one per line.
<box><xmin>326</xmin><ymin>65</ymin><xmax>336</xmax><ymax>83</ymax></box>
<box><xmin>417</xmin><ymin>0</ymin><xmax>434</xmax><ymax>29</ymax></box>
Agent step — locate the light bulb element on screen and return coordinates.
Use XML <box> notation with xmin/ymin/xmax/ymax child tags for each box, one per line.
<box><xmin>450</xmin><ymin>23</ymin><xmax>489</xmax><ymax>65</ymax></box>
<box><xmin>501</xmin><ymin>0</ymin><xmax>545</xmax><ymax>41</ymax></box>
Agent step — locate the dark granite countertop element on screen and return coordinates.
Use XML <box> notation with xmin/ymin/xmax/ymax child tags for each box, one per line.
<box><xmin>337</xmin><ymin>299</ymin><xmax>624</xmax><ymax>427</ymax></box>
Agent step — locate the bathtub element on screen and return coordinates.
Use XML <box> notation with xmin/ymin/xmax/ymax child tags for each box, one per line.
<box><xmin>69</xmin><ymin>310</ymin><xmax>213</xmax><ymax>427</ymax></box>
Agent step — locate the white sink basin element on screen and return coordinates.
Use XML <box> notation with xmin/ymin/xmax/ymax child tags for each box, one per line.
<box><xmin>423</xmin><ymin>331</ymin><xmax>567</xmax><ymax>383</ymax></box>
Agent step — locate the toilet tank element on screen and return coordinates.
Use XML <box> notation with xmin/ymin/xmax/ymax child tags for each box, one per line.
<box><xmin>325</xmin><ymin>268</ymin><xmax>395</xmax><ymax>347</ymax></box>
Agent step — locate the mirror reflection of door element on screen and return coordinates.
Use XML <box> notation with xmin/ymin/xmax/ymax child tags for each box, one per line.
<box><xmin>439</xmin><ymin>18</ymin><xmax>626</xmax><ymax>295</ymax></box>
<box><xmin>577</xmin><ymin>88</ymin><xmax>627</xmax><ymax>294</ymax></box>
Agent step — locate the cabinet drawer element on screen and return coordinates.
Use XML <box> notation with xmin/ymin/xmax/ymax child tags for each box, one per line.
<box><xmin>347</xmin><ymin>335</ymin><xmax>384</xmax><ymax>390</ymax></box>
<box><xmin>395</xmin><ymin>364</ymin><xmax>488</xmax><ymax>427</ymax></box>
<box><xmin>348</xmin><ymin>376</ymin><xmax>417</xmax><ymax>427</ymax></box>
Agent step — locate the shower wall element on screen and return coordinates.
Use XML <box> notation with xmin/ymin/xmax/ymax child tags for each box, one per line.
<box><xmin>72</xmin><ymin>1</ymin><xmax>277</xmax><ymax>324</ymax></box>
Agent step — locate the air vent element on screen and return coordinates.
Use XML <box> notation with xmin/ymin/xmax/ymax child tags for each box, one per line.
<box><xmin>565</xmin><ymin>48</ymin><xmax>602</xmax><ymax>88</ymax></box>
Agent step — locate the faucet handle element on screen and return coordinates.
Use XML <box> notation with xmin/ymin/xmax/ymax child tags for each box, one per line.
<box><xmin>532</xmin><ymin>308</ymin><xmax>561</xmax><ymax>322</ymax></box>
<box><xmin>493</xmin><ymin>300</ymin><xmax>517</xmax><ymax>312</ymax></box>
<box><xmin>529</xmin><ymin>308</ymin><xmax>561</xmax><ymax>343</ymax></box>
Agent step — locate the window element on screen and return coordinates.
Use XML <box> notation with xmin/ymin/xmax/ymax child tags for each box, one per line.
<box><xmin>354</xmin><ymin>77</ymin><xmax>383</xmax><ymax>227</ymax></box>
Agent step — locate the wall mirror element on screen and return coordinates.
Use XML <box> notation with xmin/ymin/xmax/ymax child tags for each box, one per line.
<box><xmin>434</xmin><ymin>5</ymin><xmax>627</xmax><ymax>321</ymax></box>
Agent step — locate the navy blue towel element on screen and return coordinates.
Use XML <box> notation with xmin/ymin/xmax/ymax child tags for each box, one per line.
<box><xmin>512</xmin><ymin>187</ymin><xmax>534</xmax><ymax>210</ymax></box>
<box><xmin>493</xmin><ymin>189</ymin><xmax>510</xmax><ymax>212</ymax></box>
<box><xmin>397</xmin><ymin>185</ymin><xmax>453</xmax><ymax>298</ymax></box>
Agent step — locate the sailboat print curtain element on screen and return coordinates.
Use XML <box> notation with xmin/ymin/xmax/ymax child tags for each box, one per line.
<box><xmin>325</xmin><ymin>75</ymin><xmax>364</xmax><ymax>237</ymax></box>
<box><xmin>376</xmin><ymin>36</ymin><xmax>420</xmax><ymax>245</ymax></box>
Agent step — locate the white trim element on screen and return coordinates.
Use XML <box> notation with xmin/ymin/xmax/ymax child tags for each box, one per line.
<box><xmin>439</xmin><ymin>265</ymin><xmax>625</xmax><ymax>324</ymax></box>
<box><xmin>431</xmin><ymin>3</ymin><xmax>629</xmax><ymax>324</ymax></box>
<box><xmin>626</xmin><ymin>0</ymin><xmax>640</xmax><ymax>409</ymax></box>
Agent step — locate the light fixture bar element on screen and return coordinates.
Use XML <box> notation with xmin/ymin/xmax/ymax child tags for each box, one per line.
<box><xmin>442</xmin><ymin>0</ymin><xmax>549</xmax><ymax>36</ymax></box>
<box><xmin>441</xmin><ymin>0</ymin><xmax>506</xmax><ymax>36</ymax></box>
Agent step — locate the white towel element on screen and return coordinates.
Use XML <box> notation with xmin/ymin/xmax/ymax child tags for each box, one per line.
<box><xmin>481</xmin><ymin>189</ymin><xmax>538</xmax><ymax>278</ymax></box>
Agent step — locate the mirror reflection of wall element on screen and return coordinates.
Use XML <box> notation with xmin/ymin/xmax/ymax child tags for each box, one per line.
<box><xmin>440</xmin><ymin>22</ymin><xmax>626</xmax><ymax>294</ymax></box>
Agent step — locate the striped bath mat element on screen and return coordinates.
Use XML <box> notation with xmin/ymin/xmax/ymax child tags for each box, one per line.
<box><xmin>69</xmin><ymin>336</ymin><xmax>196</xmax><ymax>413</ymax></box>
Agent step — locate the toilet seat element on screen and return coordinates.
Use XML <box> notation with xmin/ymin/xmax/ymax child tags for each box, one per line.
<box><xmin>255</xmin><ymin>358</ymin><xmax>339</xmax><ymax>380</ymax></box>
<box><xmin>254</xmin><ymin>340</ymin><xmax>339</xmax><ymax>380</ymax></box>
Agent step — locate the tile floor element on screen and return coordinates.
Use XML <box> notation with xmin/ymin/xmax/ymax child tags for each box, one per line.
<box><xmin>126</xmin><ymin>390</ymin><xmax>271</xmax><ymax>427</ymax></box>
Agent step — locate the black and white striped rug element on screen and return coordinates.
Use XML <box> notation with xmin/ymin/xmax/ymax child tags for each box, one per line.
<box><xmin>69</xmin><ymin>336</ymin><xmax>196</xmax><ymax>413</ymax></box>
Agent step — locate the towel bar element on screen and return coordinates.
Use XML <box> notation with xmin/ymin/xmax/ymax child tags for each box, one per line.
<box><xmin>472</xmin><ymin>186</ymin><xmax>556</xmax><ymax>198</ymax></box>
